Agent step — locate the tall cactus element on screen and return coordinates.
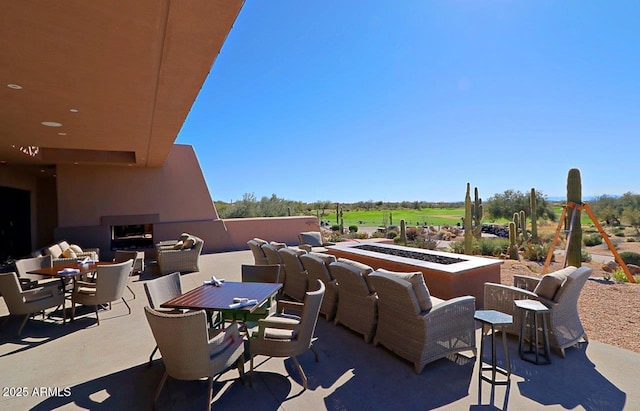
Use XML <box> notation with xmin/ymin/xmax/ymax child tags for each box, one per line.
<box><xmin>339</xmin><ymin>209</ymin><xmax>344</xmax><ymax>234</ymax></box>
<box><xmin>530</xmin><ymin>188</ymin><xmax>538</xmax><ymax>242</ymax></box>
<box><xmin>472</xmin><ymin>186</ymin><xmax>483</xmax><ymax>239</ymax></box>
<box><xmin>464</xmin><ymin>183</ymin><xmax>473</xmax><ymax>255</ymax></box>
<box><xmin>508</xmin><ymin>222</ymin><xmax>519</xmax><ymax>259</ymax></box>
<box><xmin>389</xmin><ymin>212</ymin><xmax>393</xmax><ymax>226</ymax></box>
<box><xmin>520</xmin><ymin>210</ymin><xmax>528</xmax><ymax>242</ymax></box>
<box><xmin>336</xmin><ymin>203</ymin><xmax>340</xmax><ymax>224</ymax></box>
<box><xmin>566</xmin><ymin>168</ymin><xmax>583</xmax><ymax>267</ymax></box>
<box><xmin>400</xmin><ymin>219</ymin><xmax>407</xmax><ymax>246</ymax></box>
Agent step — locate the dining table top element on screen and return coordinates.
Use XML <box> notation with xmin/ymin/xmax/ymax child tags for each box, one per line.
<box><xmin>27</xmin><ymin>261</ymin><xmax>116</xmax><ymax>277</ymax></box>
<box><xmin>161</xmin><ymin>281</ymin><xmax>282</xmax><ymax>313</ymax></box>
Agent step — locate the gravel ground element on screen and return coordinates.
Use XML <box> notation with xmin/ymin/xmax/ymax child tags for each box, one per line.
<box><xmin>499</xmin><ymin>259</ymin><xmax>640</xmax><ymax>353</ymax></box>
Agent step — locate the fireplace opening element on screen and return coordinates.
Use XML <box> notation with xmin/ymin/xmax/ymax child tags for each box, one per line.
<box><xmin>111</xmin><ymin>224</ymin><xmax>153</xmax><ymax>250</ymax></box>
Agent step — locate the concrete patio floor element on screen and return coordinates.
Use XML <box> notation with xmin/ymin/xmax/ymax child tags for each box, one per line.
<box><xmin>1</xmin><ymin>250</ymin><xmax>638</xmax><ymax>410</ymax></box>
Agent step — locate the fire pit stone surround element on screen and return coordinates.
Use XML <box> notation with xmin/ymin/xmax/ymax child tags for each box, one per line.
<box><xmin>326</xmin><ymin>242</ymin><xmax>502</xmax><ymax>308</ymax></box>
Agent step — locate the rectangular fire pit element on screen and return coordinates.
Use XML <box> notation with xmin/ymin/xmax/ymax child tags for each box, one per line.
<box><xmin>327</xmin><ymin>242</ymin><xmax>502</xmax><ymax>308</ymax></box>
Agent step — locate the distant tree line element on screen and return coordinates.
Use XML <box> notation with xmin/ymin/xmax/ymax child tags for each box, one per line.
<box><xmin>590</xmin><ymin>193</ymin><xmax>640</xmax><ymax>229</ymax></box>
<box><xmin>484</xmin><ymin>189</ymin><xmax>557</xmax><ymax>222</ymax></box>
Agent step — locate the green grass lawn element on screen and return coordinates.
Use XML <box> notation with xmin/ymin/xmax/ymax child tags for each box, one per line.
<box><xmin>312</xmin><ymin>205</ymin><xmax>592</xmax><ymax>229</ymax></box>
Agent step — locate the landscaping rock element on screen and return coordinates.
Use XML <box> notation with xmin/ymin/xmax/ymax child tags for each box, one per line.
<box><xmin>602</xmin><ymin>261</ymin><xmax>619</xmax><ymax>272</ymax></box>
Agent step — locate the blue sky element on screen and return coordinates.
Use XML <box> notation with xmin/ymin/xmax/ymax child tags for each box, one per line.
<box><xmin>176</xmin><ymin>1</ymin><xmax>640</xmax><ymax>204</ymax></box>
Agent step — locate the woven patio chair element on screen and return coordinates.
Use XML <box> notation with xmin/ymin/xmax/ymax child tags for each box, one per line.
<box><xmin>278</xmin><ymin>247</ymin><xmax>309</xmax><ymax>302</ymax></box>
<box><xmin>71</xmin><ymin>259</ymin><xmax>134</xmax><ymax>325</ymax></box>
<box><xmin>484</xmin><ymin>265</ymin><xmax>591</xmax><ymax>357</ymax></box>
<box><xmin>14</xmin><ymin>255</ymin><xmax>61</xmax><ymax>290</ymax></box>
<box><xmin>249</xmin><ymin>279</ymin><xmax>325</xmax><ymax>390</ymax></box>
<box><xmin>369</xmin><ymin>270</ymin><xmax>476</xmax><ymax>373</ymax></box>
<box><xmin>300</xmin><ymin>252</ymin><xmax>338</xmax><ymax>321</ymax></box>
<box><xmin>144</xmin><ymin>272</ymin><xmax>183</xmax><ymax>366</ymax></box>
<box><xmin>144</xmin><ymin>307</ymin><xmax>245</xmax><ymax>411</ymax></box>
<box><xmin>0</xmin><ymin>272</ymin><xmax>65</xmax><ymax>336</ymax></box>
<box><xmin>329</xmin><ymin>260</ymin><xmax>377</xmax><ymax>343</ymax></box>
<box><xmin>156</xmin><ymin>235</ymin><xmax>204</xmax><ymax>275</ymax></box>
<box><xmin>247</xmin><ymin>239</ymin><xmax>269</xmax><ymax>265</ymax></box>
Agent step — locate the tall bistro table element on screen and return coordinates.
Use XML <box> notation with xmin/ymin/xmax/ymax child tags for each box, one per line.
<box><xmin>161</xmin><ymin>282</ymin><xmax>282</xmax><ymax>327</ymax></box>
<box><xmin>27</xmin><ymin>262</ymin><xmax>117</xmax><ymax>323</ymax></box>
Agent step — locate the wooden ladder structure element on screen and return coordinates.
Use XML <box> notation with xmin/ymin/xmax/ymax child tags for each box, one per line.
<box><xmin>542</xmin><ymin>201</ymin><xmax>636</xmax><ymax>283</ymax></box>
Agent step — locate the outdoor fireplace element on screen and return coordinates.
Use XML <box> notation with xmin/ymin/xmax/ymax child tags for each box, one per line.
<box><xmin>110</xmin><ymin>224</ymin><xmax>153</xmax><ymax>250</ymax></box>
<box><xmin>327</xmin><ymin>242</ymin><xmax>503</xmax><ymax>308</ymax></box>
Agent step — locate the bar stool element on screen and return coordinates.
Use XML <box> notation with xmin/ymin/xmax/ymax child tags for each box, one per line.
<box><xmin>474</xmin><ymin>309</ymin><xmax>512</xmax><ymax>403</ymax></box>
<box><xmin>514</xmin><ymin>299</ymin><xmax>551</xmax><ymax>365</ymax></box>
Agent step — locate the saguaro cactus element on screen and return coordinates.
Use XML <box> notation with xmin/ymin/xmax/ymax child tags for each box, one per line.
<box><xmin>400</xmin><ymin>219</ymin><xmax>407</xmax><ymax>246</ymax></box>
<box><xmin>464</xmin><ymin>183</ymin><xmax>473</xmax><ymax>255</ymax></box>
<box><xmin>530</xmin><ymin>188</ymin><xmax>539</xmax><ymax>242</ymax></box>
<box><xmin>389</xmin><ymin>212</ymin><xmax>393</xmax><ymax>226</ymax></box>
<box><xmin>513</xmin><ymin>212</ymin><xmax>520</xmax><ymax>240</ymax></box>
<box><xmin>508</xmin><ymin>222</ymin><xmax>519</xmax><ymax>259</ymax></box>
<box><xmin>520</xmin><ymin>210</ymin><xmax>528</xmax><ymax>242</ymax></box>
<box><xmin>472</xmin><ymin>187</ymin><xmax>483</xmax><ymax>239</ymax></box>
<box><xmin>566</xmin><ymin>168</ymin><xmax>583</xmax><ymax>267</ymax></box>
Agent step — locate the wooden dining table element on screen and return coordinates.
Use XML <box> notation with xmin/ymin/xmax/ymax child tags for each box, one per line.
<box><xmin>27</xmin><ymin>262</ymin><xmax>116</xmax><ymax>322</ymax></box>
<box><xmin>161</xmin><ymin>281</ymin><xmax>282</xmax><ymax>325</ymax></box>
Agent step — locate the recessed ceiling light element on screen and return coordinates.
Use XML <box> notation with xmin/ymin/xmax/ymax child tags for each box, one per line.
<box><xmin>70</xmin><ymin>108</ymin><xmax>78</xmax><ymax>113</ymax></box>
<box><xmin>7</xmin><ymin>84</ymin><xmax>22</xmax><ymax>90</ymax></box>
<box><xmin>41</xmin><ymin>121</ymin><xmax>62</xmax><ymax>127</ymax></box>
<box><xmin>40</xmin><ymin>169</ymin><xmax>45</xmax><ymax>173</ymax></box>
<box><xmin>58</xmin><ymin>132</ymin><xmax>67</xmax><ymax>136</ymax></box>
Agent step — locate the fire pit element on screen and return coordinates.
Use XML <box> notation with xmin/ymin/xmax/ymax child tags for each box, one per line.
<box><xmin>327</xmin><ymin>242</ymin><xmax>502</xmax><ymax>308</ymax></box>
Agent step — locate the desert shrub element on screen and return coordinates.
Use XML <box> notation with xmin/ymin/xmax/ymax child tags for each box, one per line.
<box><xmin>583</xmin><ymin>226</ymin><xmax>598</xmax><ymax>234</ymax></box>
<box><xmin>449</xmin><ymin>240</ymin><xmax>465</xmax><ymax>254</ymax></box>
<box><xmin>542</xmin><ymin>242</ymin><xmax>555</xmax><ymax>262</ymax></box>
<box><xmin>406</xmin><ymin>227</ymin><xmax>421</xmax><ymax>241</ymax></box>
<box><xmin>422</xmin><ymin>238</ymin><xmax>439</xmax><ymax>250</ymax></box>
<box><xmin>613</xmin><ymin>267</ymin><xmax>629</xmax><ymax>283</ymax></box>
<box><xmin>612</xmin><ymin>228</ymin><xmax>625</xmax><ymax>237</ymax></box>
<box><xmin>478</xmin><ymin>238</ymin><xmax>509</xmax><ymax>257</ymax></box>
<box><xmin>348</xmin><ymin>225</ymin><xmax>358</xmax><ymax>233</ymax></box>
<box><xmin>371</xmin><ymin>231</ymin><xmax>385</xmax><ymax>238</ymax></box>
<box><xmin>327</xmin><ymin>232</ymin><xmax>344</xmax><ymax>242</ymax></box>
<box><xmin>331</xmin><ymin>224</ymin><xmax>341</xmax><ymax>232</ymax></box>
<box><xmin>393</xmin><ymin>236</ymin><xmax>404</xmax><ymax>244</ymax></box>
<box><xmin>626</xmin><ymin>237</ymin><xmax>637</xmax><ymax>242</ymax></box>
<box><xmin>386</xmin><ymin>230</ymin><xmax>398</xmax><ymax>239</ymax></box>
<box><xmin>349</xmin><ymin>231</ymin><xmax>369</xmax><ymax>240</ymax></box>
<box><xmin>437</xmin><ymin>230</ymin><xmax>453</xmax><ymax>240</ymax></box>
<box><xmin>522</xmin><ymin>243</ymin><xmax>546</xmax><ymax>262</ymax></box>
<box><xmin>388</xmin><ymin>225</ymin><xmax>400</xmax><ymax>233</ymax></box>
<box><xmin>619</xmin><ymin>251</ymin><xmax>640</xmax><ymax>266</ymax></box>
<box><xmin>581</xmin><ymin>249</ymin><xmax>592</xmax><ymax>262</ymax></box>
<box><xmin>583</xmin><ymin>233</ymin><xmax>603</xmax><ymax>247</ymax></box>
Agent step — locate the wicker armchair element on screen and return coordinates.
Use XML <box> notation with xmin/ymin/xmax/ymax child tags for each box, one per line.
<box><xmin>297</xmin><ymin>231</ymin><xmax>334</xmax><ymax>253</ymax></box>
<box><xmin>144</xmin><ymin>307</ymin><xmax>245</xmax><ymax>411</ymax></box>
<box><xmin>247</xmin><ymin>239</ymin><xmax>269</xmax><ymax>265</ymax></box>
<box><xmin>329</xmin><ymin>260</ymin><xmax>377</xmax><ymax>343</ymax></box>
<box><xmin>156</xmin><ymin>235</ymin><xmax>204</xmax><ymax>275</ymax></box>
<box><xmin>14</xmin><ymin>255</ymin><xmax>61</xmax><ymax>290</ymax></box>
<box><xmin>249</xmin><ymin>280</ymin><xmax>325</xmax><ymax>390</ymax></box>
<box><xmin>300</xmin><ymin>253</ymin><xmax>338</xmax><ymax>321</ymax></box>
<box><xmin>278</xmin><ymin>247</ymin><xmax>309</xmax><ymax>302</ymax></box>
<box><xmin>0</xmin><ymin>272</ymin><xmax>65</xmax><ymax>335</ymax></box>
<box><xmin>369</xmin><ymin>271</ymin><xmax>476</xmax><ymax>373</ymax></box>
<box><xmin>71</xmin><ymin>259</ymin><xmax>134</xmax><ymax>325</ymax></box>
<box><xmin>144</xmin><ymin>272</ymin><xmax>183</xmax><ymax>366</ymax></box>
<box><xmin>484</xmin><ymin>266</ymin><xmax>591</xmax><ymax>357</ymax></box>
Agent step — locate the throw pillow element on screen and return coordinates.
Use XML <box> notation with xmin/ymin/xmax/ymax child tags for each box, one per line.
<box><xmin>173</xmin><ymin>241</ymin><xmax>184</xmax><ymax>250</ymax></box>
<box><xmin>69</xmin><ymin>244</ymin><xmax>83</xmax><ymax>254</ymax></box>
<box><xmin>62</xmin><ymin>248</ymin><xmax>77</xmax><ymax>258</ymax></box>
<box><xmin>46</xmin><ymin>244</ymin><xmax>63</xmax><ymax>259</ymax></box>
<box><xmin>59</xmin><ymin>241</ymin><xmax>70</xmax><ymax>251</ymax></box>
<box><xmin>182</xmin><ymin>237</ymin><xmax>196</xmax><ymax>249</ymax></box>
<box><xmin>534</xmin><ymin>273</ymin><xmax>565</xmax><ymax>300</ymax></box>
<box><xmin>376</xmin><ymin>268</ymin><xmax>433</xmax><ymax>311</ymax></box>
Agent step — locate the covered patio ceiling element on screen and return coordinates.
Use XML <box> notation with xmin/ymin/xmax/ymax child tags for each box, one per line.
<box><xmin>0</xmin><ymin>0</ymin><xmax>243</xmax><ymax>170</ymax></box>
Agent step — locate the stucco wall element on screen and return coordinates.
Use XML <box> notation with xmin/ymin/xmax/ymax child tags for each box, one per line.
<box><xmin>56</xmin><ymin>144</ymin><xmax>218</xmax><ymax>227</ymax></box>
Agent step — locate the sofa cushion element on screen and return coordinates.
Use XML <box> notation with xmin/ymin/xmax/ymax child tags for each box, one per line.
<box><xmin>299</xmin><ymin>231</ymin><xmax>323</xmax><ymax>247</ymax></box>
<box><xmin>337</xmin><ymin>258</ymin><xmax>375</xmax><ymax>291</ymax></box>
<box><xmin>376</xmin><ymin>268</ymin><xmax>433</xmax><ymax>311</ymax></box>
<box><xmin>46</xmin><ymin>244</ymin><xmax>63</xmax><ymax>259</ymax></box>
<box><xmin>62</xmin><ymin>248</ymin><xmax>77</xmax><ymax>258</ymax></box>
<box><xmin>69</xmin><ymin>244</ymin><xmax>83</xmax><ymax>254</ymax></box>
